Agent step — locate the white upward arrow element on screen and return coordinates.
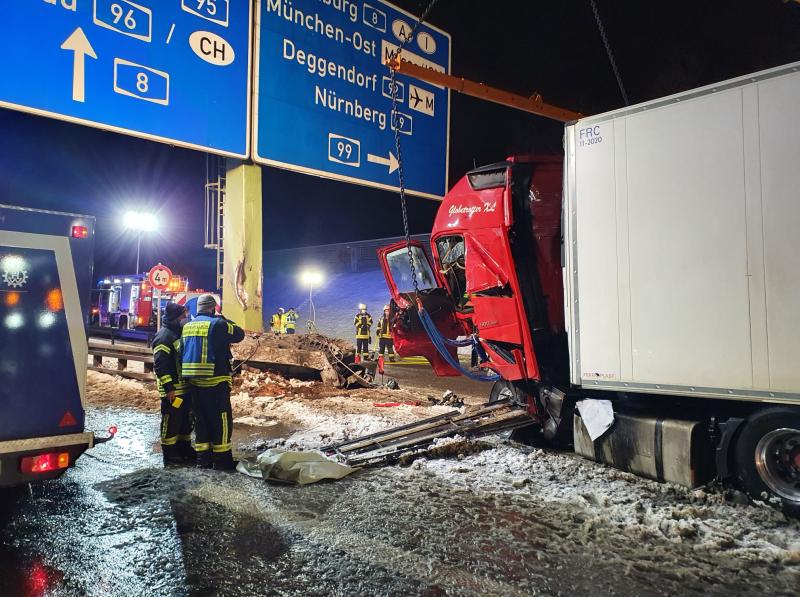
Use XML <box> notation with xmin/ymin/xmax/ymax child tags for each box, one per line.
<box><xmin>60</xmin><ymin>27</ymin><xmax>97</xmax><ymax>103</ymax></box>
<box><xmin>367</xmin><ymin>151</ymin><xmax>400</xmax><ymax>174</ymax></box>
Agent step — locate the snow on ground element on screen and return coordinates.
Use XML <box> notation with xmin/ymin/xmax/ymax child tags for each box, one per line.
<box><xmin>84</xmin><ymin>371</ymin><xmax>800</xmax><ymax>569</ymax></box>
<box><xmin>86</xmin><ymin>370</ymin><xmax>158</xmax><ymax>412</ymax></box>
<box><xmin>395</xmin><ymin>437</ymin><xmax>800</xmax><ymax>567</ymax></box>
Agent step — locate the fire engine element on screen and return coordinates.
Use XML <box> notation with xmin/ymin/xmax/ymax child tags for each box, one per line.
<box><xmin>90</xmin><ymin>274</ymin><xmax>217</xmax><ymax>330</ymax></box>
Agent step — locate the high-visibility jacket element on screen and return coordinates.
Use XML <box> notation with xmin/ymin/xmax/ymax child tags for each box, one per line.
<box><xmin>270</xmin><ymin>313</ymin><xmax>283</xmax><ymax>333</ymax></box>
<box><xmin>376</xmin><ymin>315</ymin><xmax>392</xmax><ymax>339</ymax></box>
<box><xmin>181</xmin><ymin>314</ymin><xmax>245</xmax><ymax>387</ymax></box>
<box><xmin>284</xmin><ymin>310</ymin><xmax>299</xmax><ymax>331</ymax></box>
<box><xmin>152</xmin><ymin>323</ymin><xmax>188</xmax><ymax>398</ymax></box>
<box><xmin>354</xmin><ymin>312</ymin><xmax>372</xmax><ymax>339</ymax></box>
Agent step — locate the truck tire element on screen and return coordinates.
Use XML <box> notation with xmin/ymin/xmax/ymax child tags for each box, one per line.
<box><xmin>733</xmin><ymin>408</ymin><xmax>800</xmax><ymax>509</ymax></box>
<box><xmin>488</xmin><ymin>381</ymin><xmax>540</xmax><ymax>444</ymax></box>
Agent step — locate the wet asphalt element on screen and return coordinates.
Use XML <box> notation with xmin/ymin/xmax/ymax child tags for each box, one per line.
<box><xmin>1</xmin><ymin>407</ymin><xmax>798</xmax><ymax>597</ymax></box>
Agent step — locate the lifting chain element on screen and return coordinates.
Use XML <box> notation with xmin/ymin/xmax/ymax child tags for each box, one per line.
<box><xmin>588</xmin><ymin>0</ymin><xmax>630</xmax><ymax>106</ymax></box>
<box><xmin>388</xmin><ymin>0</ymin><xmax>440</xmax><ymax>298</ymax></box>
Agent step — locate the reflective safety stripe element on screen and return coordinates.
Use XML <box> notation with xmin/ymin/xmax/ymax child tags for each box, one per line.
<box><xmin>213</xmin><ymin>411</ymin><xmax>231</xmax><ymax>452</ymax></box>
<box><xmin>195</xmin><ymin>442</ymin><xmax>211</xmax><ymax>452</ymax></box>
<box><xmin>161</xmin><ymin>436</ymin><xmax>178</xmax><ymax>446</ymax></box>
<box><xmin>161</xmin><ymin>414</ymin><xmax>170</xmax><ymax>441</ymax></box>
<box><xmin>182</xmin><ymin>321</ymin><xmax>211</xmax><ymax>337</ymax></box>
<box><xmin>182</xmin><ymin>364</ymin><xmax>215</xmax><ymax>375</ymax></box>
<box><xmin>189</xmin><ymin>376</ymin><xmax>232</xmax><ymax>388</ymax></box>
<box><xmin>172</xmin><ymin>340</ymin><xmax>181</xmax><ymax>351</ymax></box>
<box><xmin>159</xmin><ymin>385</ymin><xmax>189</xmax><ymax>398</ymax></box>
<box><xmin>153</xmin><ymin>345</ymin><xmax>171</xmax><ymax>355</ymax></box>
<box><xmin>158</xmin><ymin>374</ymin><xmax>173</xmax><ymax>385</ymax></box>
<box><xmin>226</xmin><ymin>322</ymin><xmax>234</xmax><ymax>335</ymax></box>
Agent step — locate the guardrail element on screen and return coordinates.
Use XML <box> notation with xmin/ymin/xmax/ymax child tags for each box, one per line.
<box><xmin>88</xmin><ymin>340</ymin><xmax>155</xmax><ymax>382</ymax></box>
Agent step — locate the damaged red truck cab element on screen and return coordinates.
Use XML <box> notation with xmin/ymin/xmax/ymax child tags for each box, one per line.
<box><xmin>379</xmin><ymin>155</ymin><xmax>567</xmax><ymax>385</ymax></box>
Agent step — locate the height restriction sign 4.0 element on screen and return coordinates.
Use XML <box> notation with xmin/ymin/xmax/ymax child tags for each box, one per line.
<box><xmin>148</xmin><ymin>264</ymin><xmax>172</xmax><ymax>291</ymax></box>
<box><xmin>254</xmin><ymin>0</ymin><xmax>451</xmax><ymax>199</ymax></box>
<box><xmin>0</xmin><ymin>1</ymin><xmax>252</xmax><ymax>157</ymax></box>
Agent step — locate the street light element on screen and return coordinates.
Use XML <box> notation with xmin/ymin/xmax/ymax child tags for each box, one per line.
<box><xmin>299</xmin><ymin>269</ymin><xmax>324</xmax><ymax>326</ymax></box>
<box><xmin>123</xmin><ymin>211</ymin><xmax>158</xmax><ymax>274</ymax></box>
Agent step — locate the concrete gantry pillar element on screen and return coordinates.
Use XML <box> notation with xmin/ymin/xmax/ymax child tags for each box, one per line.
<box><xmin>222</xmin><ymin>160</ymin><xmax>263</xmax><ymax>331</ymax></box>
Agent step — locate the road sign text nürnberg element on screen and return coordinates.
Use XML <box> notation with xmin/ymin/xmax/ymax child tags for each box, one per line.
<box><xmin>254</xmin><ymin>0</ymin><xmax>451</xmax><ymax>199</ymax></box>
<box><xmin>0</xmin><ymin>0</ymin><xmax>252</xmax><ymax>157</ymax></box>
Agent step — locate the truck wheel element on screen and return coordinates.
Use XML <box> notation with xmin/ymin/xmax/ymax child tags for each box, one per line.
<box><xmin>488</xmin><ymin>381</ymin><xmax>540</xmax><ymax>443</ymax></box>
<box><xmin>733</xmin><ymin>408</ymin><xmax>800</xmax><ymax>508</ymax></box>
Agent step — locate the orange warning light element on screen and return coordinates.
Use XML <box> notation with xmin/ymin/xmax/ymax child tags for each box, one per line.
<box><xmin>46</xmin><ymin>289</ymin><xmax>64</xmax><ymax>311</ymax></box>
<box><xmin>4</xmin><ymin>292</ymin><xmax>20</xmax><ymax>306</ymax></box>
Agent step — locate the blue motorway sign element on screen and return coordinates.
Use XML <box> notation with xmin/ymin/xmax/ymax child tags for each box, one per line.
<box><xmin>0</xmin><ymin>0</ymin><xmax>251</xmax><ymax>157</ymax></box>
<box><xmin>254</xmin><ymin>0</ymin><xmax>451</xmax><ymax>199</ymax></box>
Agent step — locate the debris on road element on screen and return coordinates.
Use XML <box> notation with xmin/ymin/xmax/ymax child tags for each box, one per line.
<box><xmin>236</xmin><ymin>449</ymin><xmax>356</xmax><ymax>485</ymax></box>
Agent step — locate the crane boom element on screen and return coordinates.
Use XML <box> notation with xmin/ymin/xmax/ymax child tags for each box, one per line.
<box><xmin>386</xmin><ymin>57</ymin><xmax>584</xmax><ymax>123</ymax></box>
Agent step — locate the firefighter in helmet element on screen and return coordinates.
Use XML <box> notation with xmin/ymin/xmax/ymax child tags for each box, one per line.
<box><xmin>153</xmin><ymin>303</ymin><xmax>194</xmax><ymax>466</ymax></box>
<box><xmin>353</xmin><ymin>303</ymin><xmax>372</xmax><ymax>358</ymax></box>
<box><xmin>181</xmin><ymin>294</ymin><xmax>245</xmax><ymax>470</ymax></box>
<box><xmin>376</xmin><ymin>304</ymin><xmax>396</xmax><ymax>361</ymax></box>
<box><xmin>270</xmin><ymin>308</ymin><xmax>285</xmax><ymax>335</ymax></box>
<box><xmin>284</xmin><ymin>307</ymin><xmax>299</xmax><ymax>334</ymax></box>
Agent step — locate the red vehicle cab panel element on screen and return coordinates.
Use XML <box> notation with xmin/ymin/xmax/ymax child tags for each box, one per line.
<box><xmin>380</xmin><ymin>155</ymin><xmax>568</xmax><ymax>384</ymax></box>
<box><xmin>377</xmin><ymin>241</ymin><xmax>464</xmax><ymax>377</ymax></box>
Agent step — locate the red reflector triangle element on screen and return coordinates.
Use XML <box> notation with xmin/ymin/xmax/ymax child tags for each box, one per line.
<box><xmin>59</xmin><ymin>411</ymin><xmax>78</xmax><ymax>427</ymax></box>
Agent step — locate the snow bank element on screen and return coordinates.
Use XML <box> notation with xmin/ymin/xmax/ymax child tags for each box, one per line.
<box><xmin>408</xmin><ymin>438</ymin><xmax>800</xmax><ymax>564</ymax></box>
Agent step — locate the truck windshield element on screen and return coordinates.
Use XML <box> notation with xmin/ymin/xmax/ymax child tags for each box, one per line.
<box><xmin>386</xmin><ymin>245</ymin><xmax>437</xmax><ymax>293</ymax></box>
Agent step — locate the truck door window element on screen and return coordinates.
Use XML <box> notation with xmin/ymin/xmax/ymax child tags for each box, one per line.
<box><xmin>436</xmin><ymin>235</ymin><xmax>471</xmax><ymax>310</ymax></box>
<box><xmin>386</xmin><ymin>245</ymin><xmax>437</xmax><ymax>293</ymax></box>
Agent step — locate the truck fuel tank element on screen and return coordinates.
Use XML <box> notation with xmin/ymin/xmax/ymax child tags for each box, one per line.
<box><xmin>574</xmin><ymin>412</ymin><xmax>714</xmax><ymax>488</ymax></box>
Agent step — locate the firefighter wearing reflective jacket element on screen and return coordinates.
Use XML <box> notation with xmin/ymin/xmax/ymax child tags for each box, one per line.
<box><xmin>181</xmin><ymin>294</ymin><xmax>245</xmax><ymax>470</ymax></box>
<box><xmin>354</xmin><ymin>304</ymin><xmax>372</xmax><ymax>358</ymax></box>
<box><xmin>376</xmin><ymin>304</ymin><xmax>396</xmax><ymax>361</ymax></box>
<box><xmin>153</xmin><ymin>303</ymin><xmax>193</xmax><ymax>466</ymax></box>
<box><xmin>284</xmin><ymin>307</ymin><xmax>299</xmax><ymax>334</ymax></box>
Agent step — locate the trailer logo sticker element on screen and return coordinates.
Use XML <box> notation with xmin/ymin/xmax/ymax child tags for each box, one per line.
<box><xmin>578</xmin><ymin>125</ymin><xmax>603</xmax><ymax>147</ymax></box>
<box><xmin>1</xmin><ymin>254</ymin><xmax>28</xmax><ymax>289</ymax></box>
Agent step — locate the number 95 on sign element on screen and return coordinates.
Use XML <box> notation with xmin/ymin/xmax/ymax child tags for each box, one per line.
<box><xmin>114</xmin><ymin>59</ymin><xmax>170</xmax><ymax>106</ymax></box>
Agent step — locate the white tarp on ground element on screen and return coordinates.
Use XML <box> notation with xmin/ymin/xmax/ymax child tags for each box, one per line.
<box><xmin>237</xmin><ymin>449</ymin><xmax>356</xmax><ymax>485</ymax></box>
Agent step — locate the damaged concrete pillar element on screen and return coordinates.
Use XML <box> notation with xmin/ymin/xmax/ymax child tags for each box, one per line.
<box><xmin>222</xmin><ymin>160</ymin><xmax>263</xmax><ymax>331</ymax></box>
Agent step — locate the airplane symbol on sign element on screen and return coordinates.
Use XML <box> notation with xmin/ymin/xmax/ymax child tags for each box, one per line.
<box><xmin>410</xmin><ymin>87</ymin><xmax>423</xmax><ymax>108</ymax></box>
<box><xmin>408</xmin><ymin>84</ymin><xmax>434</xmax><ymax>117</ymax></box>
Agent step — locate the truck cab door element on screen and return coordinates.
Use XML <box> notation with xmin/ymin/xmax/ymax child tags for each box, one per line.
<box><xmin>378</xmin><ymin>241</ymin><xmax>464</xmax><ymax>376</ymax></box>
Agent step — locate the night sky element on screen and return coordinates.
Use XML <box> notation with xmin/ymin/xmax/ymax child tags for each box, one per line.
<box><xmin>1</xmin><ymin>0</ymin><xmax>798</xmax><ymax>289</ymax></box>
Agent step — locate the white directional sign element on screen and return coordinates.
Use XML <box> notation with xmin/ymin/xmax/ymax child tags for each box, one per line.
<box><xmin>1</xmin><ymin>1</ymin><xmax>252</xmax><ymax>157</ymax></box>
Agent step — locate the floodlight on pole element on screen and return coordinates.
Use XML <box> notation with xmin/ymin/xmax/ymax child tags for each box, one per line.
<box><xmin>123</xmin><ymin>210</ymin><xmax>158</xmax><ymax>274</ymax></box>
<box><xmin>299</xmin><ymin>269</ymin><xmax>324</xmax><ymax>326</ymax></box>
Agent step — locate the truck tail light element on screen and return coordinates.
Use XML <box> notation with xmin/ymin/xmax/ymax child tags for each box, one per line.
<box><xmin>20</xmin><ymin>452</ymin><xmax>70</xmax><ymax>474</ymax></box>
<box><xmin>71</xmin><ymin>225</ymin><xmax>88</xmax><ymax>239</ymax></box>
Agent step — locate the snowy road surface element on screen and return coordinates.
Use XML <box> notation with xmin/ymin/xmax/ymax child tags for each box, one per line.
<box><xmin>1</xmin><ymin>406</ymin><xmax>799</xmax><ymax>596</ymax></box>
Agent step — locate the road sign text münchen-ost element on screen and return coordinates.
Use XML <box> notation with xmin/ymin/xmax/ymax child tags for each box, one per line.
<box><xmin>254</xmin><ymin>0</ymin><xmax>451</xmax><ymax>199</ymax></box>
<box><xmin>0</xmin><ymin>0</ymin><xmax>252</xmax><ymax>157</ymax></box>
